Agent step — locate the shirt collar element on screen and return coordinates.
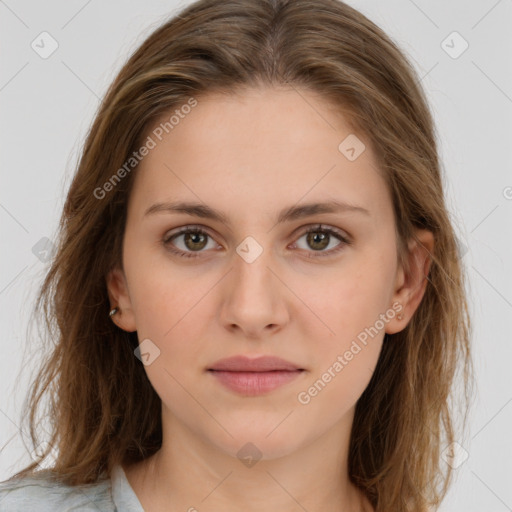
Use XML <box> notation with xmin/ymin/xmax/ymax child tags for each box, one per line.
<box><xmin>111</xmin><ymin>464</ymin><xmax>145</xmax><ymax>511</ymax></box>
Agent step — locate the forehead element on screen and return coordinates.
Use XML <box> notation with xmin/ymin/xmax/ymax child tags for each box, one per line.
<box><xmin>129</xmin><ymin>87</ymin><xmax>392</xmax><ymax>223</ymax></box>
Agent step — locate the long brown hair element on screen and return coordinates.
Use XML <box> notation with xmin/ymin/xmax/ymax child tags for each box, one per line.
<box><xmin>6</xmin><ymin>1</ymin><xmax>474</xmax><ymax>510</ymax></box>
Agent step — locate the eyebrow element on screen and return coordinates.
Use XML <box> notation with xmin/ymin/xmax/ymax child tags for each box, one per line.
<box><xmin>143</xmin><ymin>199</ymin><xmax>370</xmax><ymax>226</ymax></box>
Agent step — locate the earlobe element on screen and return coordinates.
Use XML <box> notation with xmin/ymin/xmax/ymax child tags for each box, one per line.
<box><xmin>105</xmin><ymin>266</ymin><xmax>137</xmax><ymax>332</ymax></box>
<box><xmin>386</xmin><ymin>229</ymin><xmax>434</xmax><ymax>335</ymax></box>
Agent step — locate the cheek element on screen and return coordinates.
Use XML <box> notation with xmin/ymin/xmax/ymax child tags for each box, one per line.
<box><xmin>293</xmin><ymin>251</ymin><xmax>393</xmax><ymax>381</ymax></box>
<box><xmin>125</xmin><ymin>244</ymin><xmax>206</xmax><ymax>332</ymax></box>
<box><xmin>299</xmin><ymin>262</ymin><xmax>393</xmax><ymax>339</ymax></box>
<box><xmin>297</xmin><ymin>280</ymin><xmax>386</xmax><ymax>412</ymax></box>
<box><xmin>125</xmin><ymin>254</ymin><xmax>217</xmax><ymax>368</ymax></box>
<box><xmin>128</xmin><ymin>272</ymin><xmax>211</xmax><ymax>412</ymax></box>
<box><xmin>297</xmin><ymin>346</ymin><xmax>379</xmax><ymax>426</ymax></box>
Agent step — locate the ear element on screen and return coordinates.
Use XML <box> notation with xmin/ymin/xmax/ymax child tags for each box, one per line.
<box><xmin>106</xmin><ymin>266</ymin><xmax>137</xmax><ymax>332</ymax></box>
<box><xmin>386</xmin><ymin>228</ymin><xmax>434</xmax><ymax>335</ymax></box>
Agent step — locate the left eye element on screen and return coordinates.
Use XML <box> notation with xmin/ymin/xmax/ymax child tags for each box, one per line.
<box><xmin>163</xmin><ymin>224</ymin><xmax>350</xmax><ymax>259</ymax></box>
<box><xmin>292</xmin><ymin>226</ymin><xmax>349</xmax><ymax>256</ymax></box>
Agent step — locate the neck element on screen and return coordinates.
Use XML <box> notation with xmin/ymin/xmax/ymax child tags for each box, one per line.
<box><xmin>124</xmin><ymin>408</ymin><xmax>374</xmax><ymax>512</ymax></box>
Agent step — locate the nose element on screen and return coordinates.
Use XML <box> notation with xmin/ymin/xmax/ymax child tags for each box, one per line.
<box><xmin>219</xmin><ymin>247</ymin><xmax>290</xmax><ymax>340</ymax></box>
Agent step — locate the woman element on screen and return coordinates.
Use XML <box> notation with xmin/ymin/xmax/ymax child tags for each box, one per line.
<box><xmin>0</xmin><ymin>0</ymin><xmax>474</xmax><ymax>511</ymax></box>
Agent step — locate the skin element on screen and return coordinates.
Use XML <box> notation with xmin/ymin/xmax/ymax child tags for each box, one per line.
<box><xmin>107</xmin><ymin>86</ymin><xmax>434</xmax><ymax>512</ymax></box>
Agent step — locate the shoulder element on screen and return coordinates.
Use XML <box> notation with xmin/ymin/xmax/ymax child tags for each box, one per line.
<box><xmin>0</xmin><ymin>470</ymin><xmax>115</xmax><ymax>512</ymax></box>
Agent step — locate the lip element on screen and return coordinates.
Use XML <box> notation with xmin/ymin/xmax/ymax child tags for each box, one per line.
<box><xmin>207</xmin><ymin>355</ymin><xmax>305</xmax><ymax>396</ymax></box>
<box><xmin>208</xmin><ymin>355</ymin><xmax>304</xmax><ymax>372</ymax></box>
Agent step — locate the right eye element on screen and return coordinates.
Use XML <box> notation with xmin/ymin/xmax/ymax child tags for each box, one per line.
<box><xmin>163</xmin><ymin>226</ymin><xmax>219</xmax><ymax>258</ymax></box>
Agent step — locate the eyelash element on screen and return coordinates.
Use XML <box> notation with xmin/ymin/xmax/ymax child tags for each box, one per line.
<box><xmin>163</xmin><ymin>224</ymin><xmax>351</xmax><ymax>260</ymax></box>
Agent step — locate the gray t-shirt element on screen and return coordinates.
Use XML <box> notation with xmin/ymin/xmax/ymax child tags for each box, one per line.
<box><xmin>0</xmin><ymin>464</ymin><xmax>144</xmax><ymax>511</ymax></box>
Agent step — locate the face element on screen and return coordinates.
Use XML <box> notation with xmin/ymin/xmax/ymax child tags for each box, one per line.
<box><xmin>107</xmin><ymin>86</ymin><xmax>424</xmax><ymax>461</ymax></box>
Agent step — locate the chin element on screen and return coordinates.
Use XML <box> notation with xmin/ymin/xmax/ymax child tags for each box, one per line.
<box><xmin>210</xmin><ymin>423</ymin><xmax>308</xmax><ymax>463</ymax></box>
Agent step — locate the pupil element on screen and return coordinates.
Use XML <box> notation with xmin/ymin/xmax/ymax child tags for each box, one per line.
<box><xmin>185</xmin><ymin>233</ymin><xmax>206</xmax><ymax>250</ymax></box>
<box><xmin>308</xmin><ymin>231</ymin><xmax>329</xmax><ymax>250</ymax></box>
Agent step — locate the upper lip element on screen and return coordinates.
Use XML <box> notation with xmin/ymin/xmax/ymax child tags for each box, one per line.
<box><xmin>208</xmin><ymin>355</ymin><xmax>304</xmax><ymax>372</ymax></box>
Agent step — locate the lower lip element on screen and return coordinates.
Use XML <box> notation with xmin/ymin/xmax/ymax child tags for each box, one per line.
<box><xmin>208</xmin><ymin>370</ymin><xmax>303</xmax><ymax>395</ymax></box>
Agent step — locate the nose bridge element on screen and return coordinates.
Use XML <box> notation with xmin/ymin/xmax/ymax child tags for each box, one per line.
<box><xmin>219</xmin><ymin>234</ymin><xmax>288</xmax><ymax>335</ymax></box>
<box><xmin>230</xmin><ymin>235</ymin><xmax>277</xmax><ymax>300</ymax></box>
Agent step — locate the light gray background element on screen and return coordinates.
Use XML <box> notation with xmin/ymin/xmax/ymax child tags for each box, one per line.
<box><xmin>1</xmin><ymin>1</ymin><xmax>511</xmax><ymax>510</ymax></box>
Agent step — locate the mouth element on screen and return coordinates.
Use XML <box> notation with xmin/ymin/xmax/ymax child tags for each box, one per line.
<box><xmin>207</xmin><ymin>355</ymin><xmax>305</xmax><ymax>395</ymax></box>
